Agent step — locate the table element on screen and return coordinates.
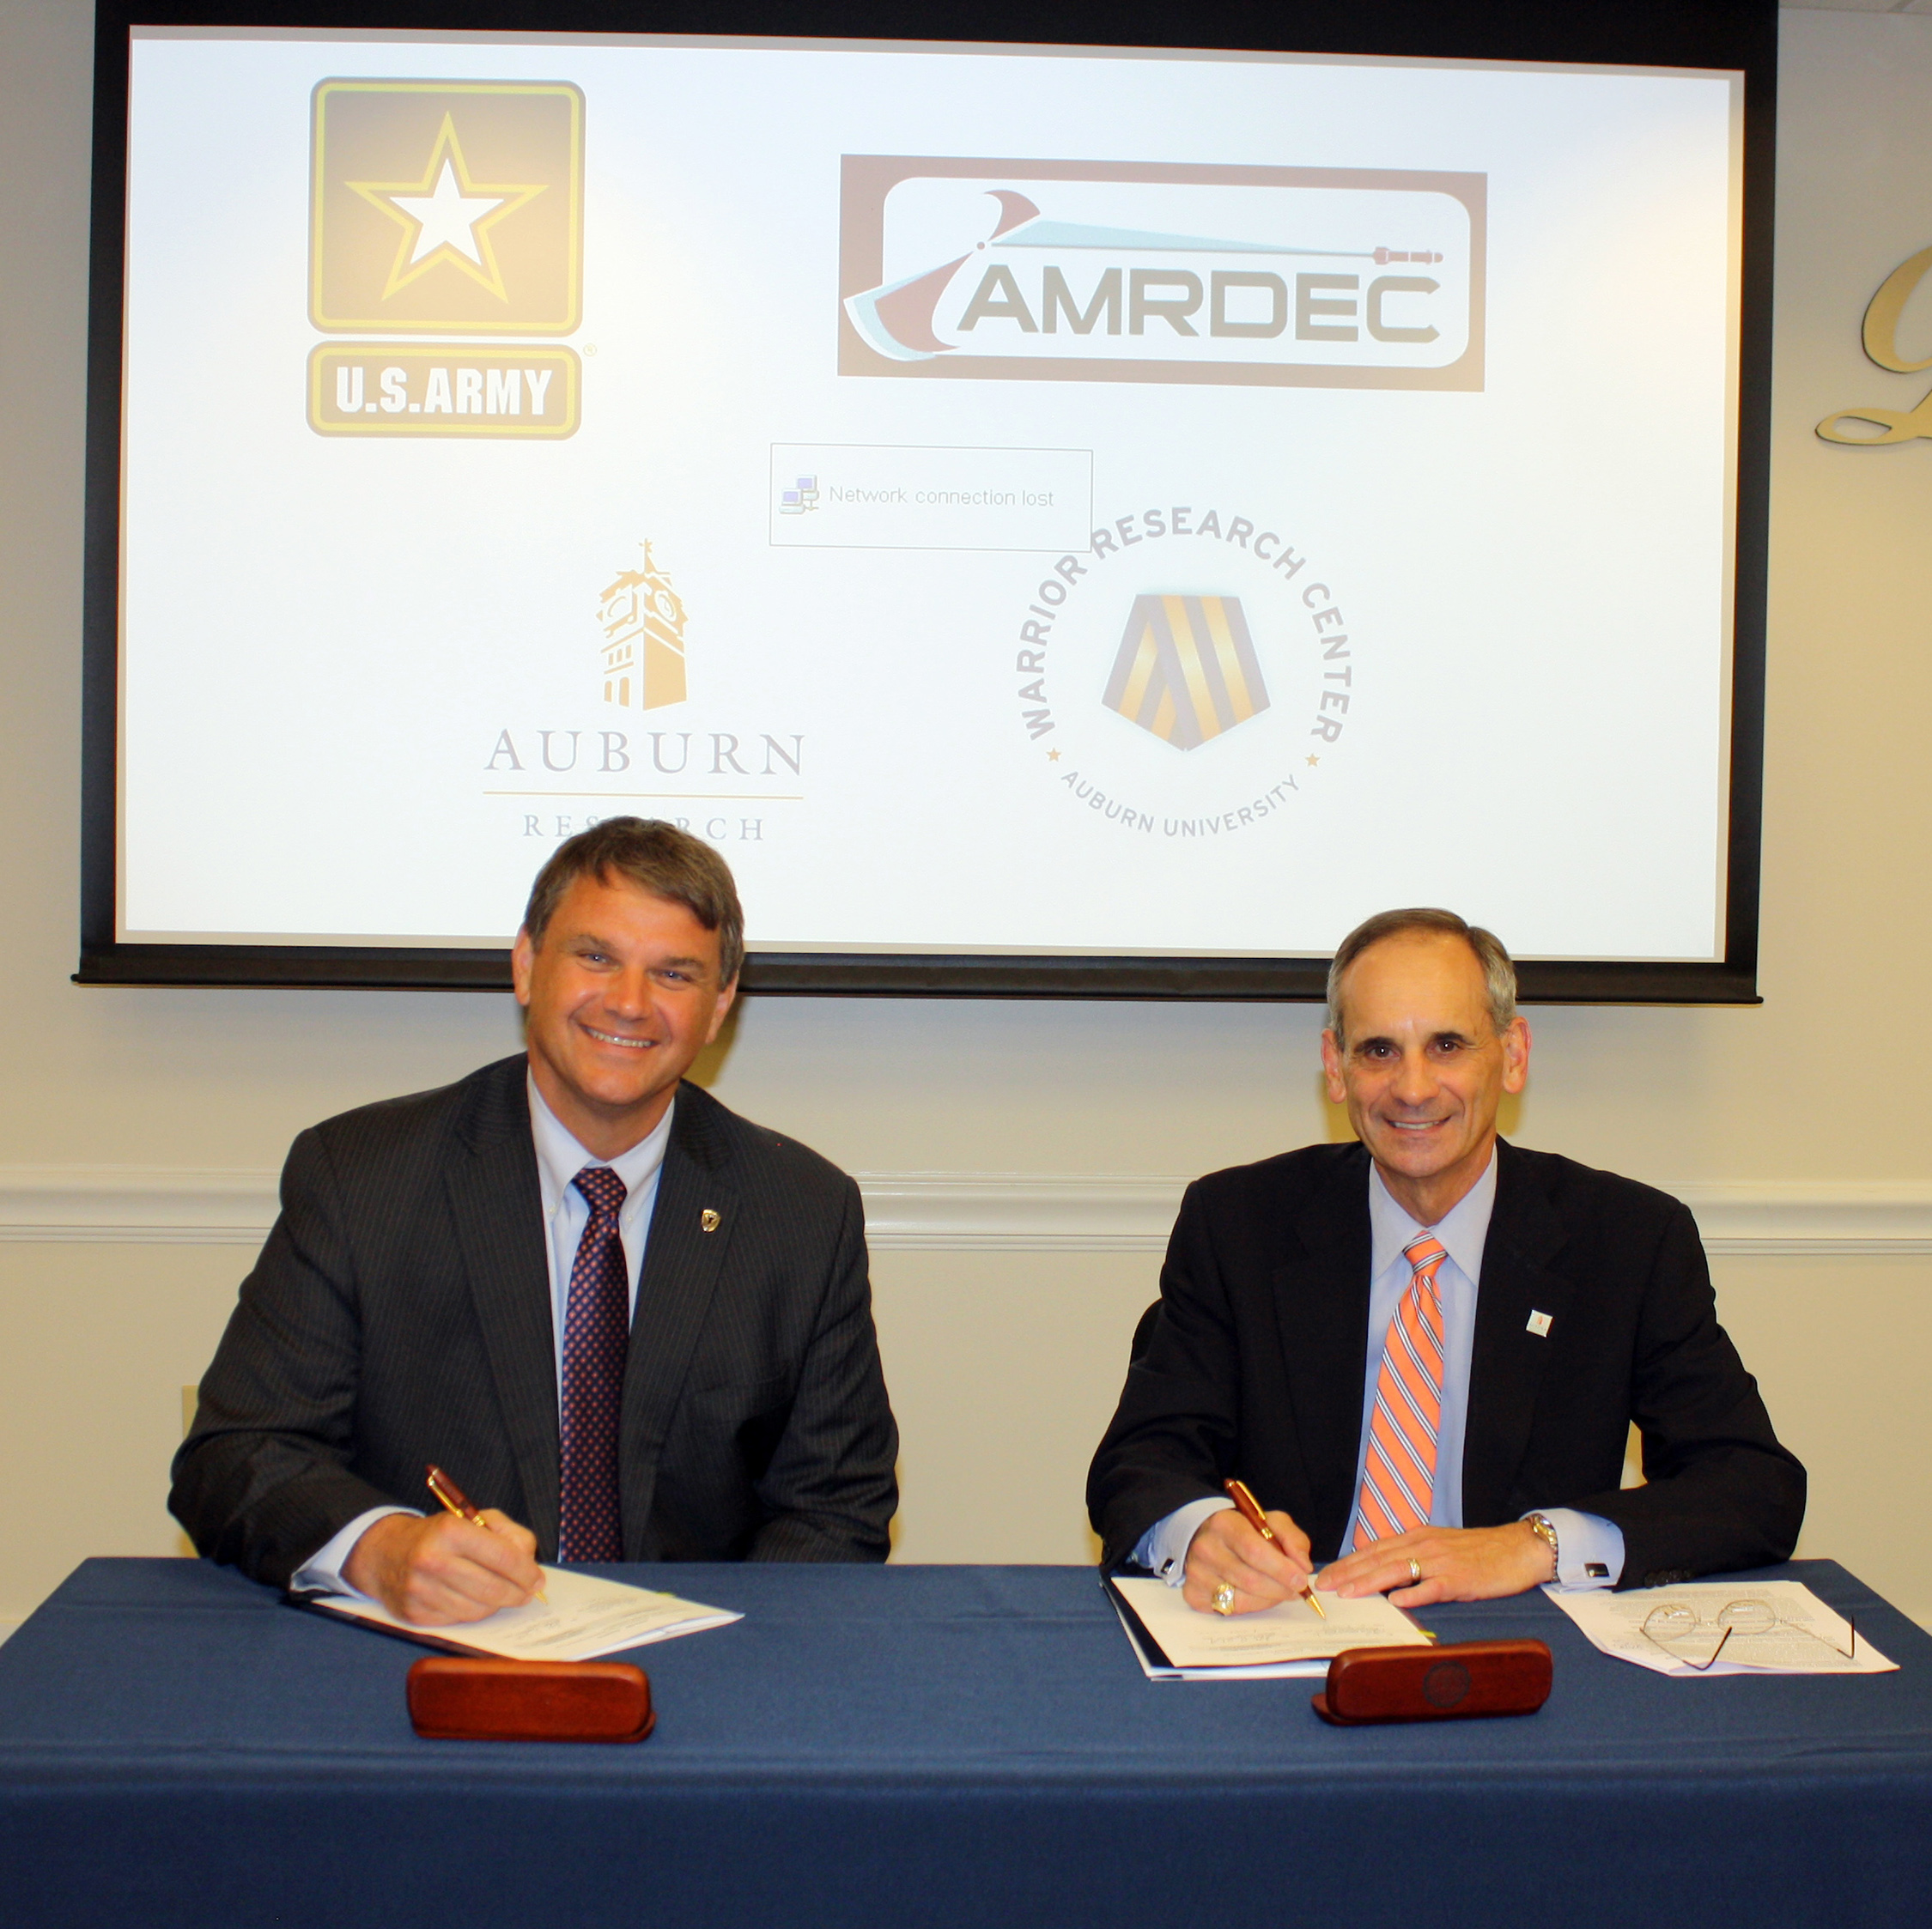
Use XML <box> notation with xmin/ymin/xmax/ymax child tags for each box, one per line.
<box><xmin>2</xmin><ymin>1557</ymin><xmax>1929</xmax><ymax>1926</ymax></box>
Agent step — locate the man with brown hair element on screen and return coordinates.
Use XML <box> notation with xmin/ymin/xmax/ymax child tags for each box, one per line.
<box><xmin>173</xmin><ymin>819</ymin><xmax>897</xmax><ymax>1624</ymax></box>
<box><xmin>1089</xmin><ymin>907</ymin><xmax>1804</xmax><ymax>1612</ymax></box>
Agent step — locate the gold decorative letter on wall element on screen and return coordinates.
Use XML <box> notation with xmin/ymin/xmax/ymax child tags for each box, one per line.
<box><xmin>1819</xmin><ymin>243</ymin><xmax>1932</xmax><ymax>445</ymax></box>
<box><xmin>1863</xmin><ymin>246</ymin><xmax>1932</xmax><ymax>373</ymax></box>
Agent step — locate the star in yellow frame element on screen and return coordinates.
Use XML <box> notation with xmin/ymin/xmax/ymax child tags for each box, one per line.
<box><xmin>347</xmin><ymin>113</ymin><xmax>546</xmax><ymax>304</ymax></box>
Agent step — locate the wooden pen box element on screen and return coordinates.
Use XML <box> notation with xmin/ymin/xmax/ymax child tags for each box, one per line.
<box><xmin>406</xmin><ymin>1656</ymin><xmax>656</xmax><ymax>1743</ymax></box>
<box><xmin>1313</xmin><ymin>1640</ymin><xmax>1553</xmax><ymax>1725</ymax></box>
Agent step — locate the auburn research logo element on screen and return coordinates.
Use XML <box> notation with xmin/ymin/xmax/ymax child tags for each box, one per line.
<box><xmin>306</xmin><ymin>79</ymin><xmax>584</xmax><ymax>439</ymax></box>
<box><xmin>841</xmin><ymin>159</ymin><xmax>1484</xmax><ymax>390</ymax></box>
<box><xmin>1103</xmin><ymin>596</ymin><xmax>1268</xmax><ymax>749</ymax></box>
<box><xmin>598</xmin><ymin>543</ymin><xmax>689</xmax><ymax>712</ymax></box>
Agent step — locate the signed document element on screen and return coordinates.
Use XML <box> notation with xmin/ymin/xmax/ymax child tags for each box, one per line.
<box><xmin>1547</xmin><ymin>1580</ymin><xmax>1895</xmax><ymax>1678</ymax></box>
<box><xmin>1109</xmin><ymin>1576</ymin><xmax>1431</xmax><ymax>1681</ymax></box>
<box><xmin>301</xmin><ymin>1565</ymin><xmax>741</xmax><ymax>1662</ymax></box>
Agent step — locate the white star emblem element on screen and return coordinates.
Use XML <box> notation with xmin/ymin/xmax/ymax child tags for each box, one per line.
<box><xmin>346</xmin><ymin>114</ymin><xmax>545</xmax><ymax>302</ymax></box>
<box><xmin>386</xmin><ymin>158</ymin><xmax>504</xmax><ymax>267</ymax></box>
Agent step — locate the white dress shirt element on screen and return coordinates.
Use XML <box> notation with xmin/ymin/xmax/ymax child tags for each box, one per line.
<box><xmin>1134</xmin><ymin>1150</ymin><xmax>1625</xmax><ymax>1591</ymax></box>
<box><xmin>290</xmin><ymin>1077</ymin><xmax>675</xmax><ymax>1596</ymax></box>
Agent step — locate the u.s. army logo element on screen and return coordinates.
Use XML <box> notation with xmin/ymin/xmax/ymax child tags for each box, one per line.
<box><xmin>310</xmin><ymin>79</ymin><xmax>583</xmax><ymax>334</ymax></box>
<box><xmin>1102</xmin><ymin>594</ymin><xmax>1269</xmax><ymax>749</ymax></box>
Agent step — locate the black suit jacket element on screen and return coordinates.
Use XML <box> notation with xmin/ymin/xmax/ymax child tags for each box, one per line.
<box><xmin>1087</xmin><ymin>1138</ymin><xmax>1804</xmax><ymax>1588</ymax></box>
<box><xmin>172</xmin><ymin>1058</ymin><xmax>898</xmax><ymax>1586</ymax></box>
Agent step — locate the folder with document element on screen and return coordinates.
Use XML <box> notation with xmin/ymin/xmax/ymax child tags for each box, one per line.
<box><xmin>1107</xmin><ymin>1574</ymin><xmax>1431</xmax><ymax>1681</ymax></box>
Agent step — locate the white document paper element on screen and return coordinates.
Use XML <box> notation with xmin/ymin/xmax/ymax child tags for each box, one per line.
<box><xmin>1546</xmin><ymin>1580</ymin><xmax>1895</xmax><ymax>1677</ymax></box>
<box><xmin>1110</xmin><ymin>1597</ymin><xmax>1328</xmax><ymax>1680</ymax></box>
<box><xmin>307</xmin><ymin>1564</ymin><xmax>742</xmax><ymax>1661</ymax></box>
<box><xmin>1110</xmin><ymin>1577</ymin><xmax>1431</xmax><ymax>1680</ymax></box>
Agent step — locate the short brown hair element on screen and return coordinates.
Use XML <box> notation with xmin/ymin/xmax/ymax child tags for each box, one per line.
<box><xmin>521</xmin><ymin>818</ymin><xmax>744</xmax><ymax>985</ymax></box>
<box><xmin>1326</xmin><ymin>907</ymin><xmax>1516</xmax><ymax>1046</ymax></box>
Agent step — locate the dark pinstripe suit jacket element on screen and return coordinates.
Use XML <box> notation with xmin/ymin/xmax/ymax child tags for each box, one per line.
<box><xmin>171</xmin><ymin>1056</ymin><xmax>898</xmax><ymax>1586</ymax></box>
<box><xmin>1088</xmin><ymin>1139</ymin><xmax>1805</xmax><ymax>1589</ymax></box>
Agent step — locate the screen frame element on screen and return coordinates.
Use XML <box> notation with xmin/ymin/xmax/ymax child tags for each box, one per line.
<box><xmin>77</xmin><ymin>0</ymin><xmax>1775</xmax><ymax>1004</ymax></box>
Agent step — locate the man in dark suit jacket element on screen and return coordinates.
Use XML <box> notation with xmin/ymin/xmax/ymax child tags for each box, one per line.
<box><xmin>173</xmin><ymin>820</ymin><xmax>897</xmax><ymax>1624</ymax></box>
<box><xmin>1089</xmin><ymin>909</ymin><xmax>1802</xmax><ymax>1614</ymax></box>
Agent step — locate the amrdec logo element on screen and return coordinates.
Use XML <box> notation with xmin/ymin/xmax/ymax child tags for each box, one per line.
<box><xmin>841</xmin><ymin>159</ymin><xmax>1484</xmax><ymax>390</ymax></box>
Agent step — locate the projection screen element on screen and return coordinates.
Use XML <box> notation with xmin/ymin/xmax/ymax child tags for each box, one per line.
<box><xmin>80</xmin><ymin>3</ymin><xmax>1772</xmax><ymax>998</ymax></box>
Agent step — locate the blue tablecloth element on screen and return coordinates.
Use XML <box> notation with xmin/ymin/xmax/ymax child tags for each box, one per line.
<box><xmin>1</xmin><ymin>1556</ymin><xmax>1928</xmax><ymax>1926</ymax></box>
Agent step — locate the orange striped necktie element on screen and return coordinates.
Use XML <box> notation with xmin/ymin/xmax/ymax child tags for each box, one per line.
<box><xmin>1355</xmin><ymin>1233</ymin><xmax>1448</xmax><ymax>1544</ymax></box>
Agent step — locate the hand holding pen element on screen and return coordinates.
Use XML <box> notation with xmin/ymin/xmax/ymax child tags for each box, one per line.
<box><xmin>427</xmin><ymin>1465</ymin><xmax>548</xmax><ymax>1604</ymax></box>
<box><xmin>1223</xmin><ymin>1478</ymin><xmax>1325</xmax><ymax>1618</ymax></box>
<box><xmin>339</xmin><ymin>1468</ymin><xmax>545</xmax><ymax>1626</ymax></box>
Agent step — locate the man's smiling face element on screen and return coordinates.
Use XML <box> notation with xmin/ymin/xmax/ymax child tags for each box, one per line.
<box><xmin>1320</xmin><ymin>931</ymin><xmax>1529</xmax><ymax>1225</ymax></box>
<box><xmin>512</xmin><ymin>870</ymin><xmax>737</xmax><ymax>1158</ymax></box>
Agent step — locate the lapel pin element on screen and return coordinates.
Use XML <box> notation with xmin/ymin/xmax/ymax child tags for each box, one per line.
<box><xmin>701</xmin><ymin>1209</ymin><xmax>720</xmax><ymax>1233</ymax></box>
<box><xmin>1527</xmin><ymin>1310</ymin><xmax>1553</xmax><ymax>1338</ymax></box>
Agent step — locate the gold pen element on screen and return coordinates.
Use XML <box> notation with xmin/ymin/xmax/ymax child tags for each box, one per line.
<box><xmin>425</xmin><ymin>1464</ymin><xmax>548</xmax><ymax>1604</ymax></box>
<box><xmin>1223</xmin><ymin>1477</ymin><xmax>1326</xmax><ymax>1620</ymax></box>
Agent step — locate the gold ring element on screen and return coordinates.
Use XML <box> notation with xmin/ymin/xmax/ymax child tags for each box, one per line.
<box><xmin>1408</xmin><ymin>1557</ymin><xmax>1422</xmax><ymax>1585</ymax></box>
<box><xmin>1212</xmin><ymin>1581</ymin><xmax>1236</xmax><ymax>1616</ymax></box>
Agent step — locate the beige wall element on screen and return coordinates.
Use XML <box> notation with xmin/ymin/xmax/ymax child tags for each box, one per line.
<box><xmin>3</xmin><ymin>3</ymin><xmax>1930</xmax><ymax>1626</ymax></box>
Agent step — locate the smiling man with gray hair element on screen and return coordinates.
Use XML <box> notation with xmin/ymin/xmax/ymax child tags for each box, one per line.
<box><xmin>1089</xmin><ymin>907</ymin><xmax>1804</xmax><ymax>1614</ymax></box>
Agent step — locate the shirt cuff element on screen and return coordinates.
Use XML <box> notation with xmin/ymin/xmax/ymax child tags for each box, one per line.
<box><xmin>1528</xmin><ymin>1507</ymin><xmax>1625</xmax><ymax>1590</ymax></box>
<box><xmin>289</xmin><ymin>1506</ymin><xmax>421</xmax><ymax>1598</ymax></box>
<box><xmin>1132</xmin><ymin>1496</ymin><xmax>1236</xmax><ymax>1586</ymax></box>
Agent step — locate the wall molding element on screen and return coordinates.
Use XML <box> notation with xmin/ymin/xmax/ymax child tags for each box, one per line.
<box><xmin>1</xmin><ymin>1166</ymin><xmax>1930</xmax><ymax>1256</ymax></box>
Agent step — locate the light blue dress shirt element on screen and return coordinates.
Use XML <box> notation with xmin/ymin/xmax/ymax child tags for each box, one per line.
<box><xmin>1133</xmin><ymin>1150</ymin><xmax>1625</xmax><ymax>1592</ymax></box>
<box><xmin>290</xmin><ymin>1079</ymin><xmax>675</xmax><ymax>1595</ymax></box>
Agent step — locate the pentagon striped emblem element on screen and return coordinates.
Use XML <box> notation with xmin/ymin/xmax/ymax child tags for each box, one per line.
<box><xmin>1100</xmin><ymin>594</ymin><xmax>1270</xmax><ymax>749</ymax></box>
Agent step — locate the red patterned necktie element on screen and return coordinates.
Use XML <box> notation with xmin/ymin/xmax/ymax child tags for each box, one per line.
<box><xmin>559</xmin><ymin>1165</ymin><xmax>629</xmax><ymax>1562</ymax></box>
<box><xmin>1354</xmin><ymin>1233</ymin><xmax>1448</xmax><ymax>1544</ymax></box>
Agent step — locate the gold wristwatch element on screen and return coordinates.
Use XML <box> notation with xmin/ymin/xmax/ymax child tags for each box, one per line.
<box><xmin>1524</xmin><ymin>1511</ymin><xmax>1560</xmax><ymax>1580</ymax></box>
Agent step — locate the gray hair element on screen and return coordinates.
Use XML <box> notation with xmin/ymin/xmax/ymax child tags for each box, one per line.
<box><xmin>1325</xmin><ymin>908</ymin><xmax>1516</xmax><ymax>1046</ymax></box>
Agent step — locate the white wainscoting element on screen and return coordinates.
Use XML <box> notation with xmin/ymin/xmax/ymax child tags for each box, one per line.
<box><xmin>1</xmin><ymin>1167</ymin><xmax>1929</xmax><ymax>1256</ymax></box>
